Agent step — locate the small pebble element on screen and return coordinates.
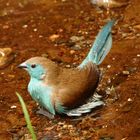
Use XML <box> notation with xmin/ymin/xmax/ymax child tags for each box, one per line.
<box><xmin>65</xmin><ymin>64</ymin><xmax>71</xmax><ymax>68</ymax></box>
<box><xmin>39</xmin><ymin>35</ymin><xmax>43</xmax><ymax>38</ymax></box>
<box><xmin>61</xmin><ymin>0</ymin><xmax>67</xmax><ymax>2</ymax></box>
<box><xmin>107</xmin><ymin>79</ymin><xmax>111</xmax><ymax>84</ymax></box>
<box><xmin>33</xmin><ymin>28</ymin><xmax>37</xmax><ymax>32</ymax></box>
<box><xmin>102</xmin><ymin>125</ymin><xmax>108</xmax><ymax>128</ymax></box>
<box><xmin>6</xmin><ymin>2</ymin><xmax>10</xmax><ymax>6</ymax></box>
<box><xmin>10</xmin><ymin>105</ymin><xmax>17</xmax><ymax>109</ymax></box>
<box><xmin>107</xmin><ymin>65</ymin><xmax>111</xmax><ymax>68</ymax></box>
<box><xmin>29</xmin><ymin>35</ymin><xmax>33</xmax><ymax>38</ymax></box>
<box><xmin>8</xmin><ymin>74</ymin><xmax>15</xmax><ymax>78</ymax></box>
<box><xmin>0</xmin><ymin>48</ymin><xmax>14</xmax><ymax>69</ymax></box>
<box><xmin>70</xmin><ymin>36</ymin><xmax>84</xmax><ymax>42</ymax></box>
<box><xmin>121</xmin><ymin>137</ymin><xmax>127</xmax><ymax>140</ymax></box>
<box><xmin>58</xmin><ymin>28</ymin><xmax>63</xmax><ymax>32</ymax></box>
<box><xmin>133</xmin><ymin>24</ymin><xmax>140</xmax><ymax>29</ymax></box>
<box><xmin>127</xmin><ymin>98</ymin><xmax>132</xmax><ymax>102</ymax></box>
<box><xmin>122</xmin><ymin>71</ymin><xmax>130</xmax><ymax>75</ymax></box>
<box><xmin>22</xmin><ymin>24</ymin><xmax>28</xmax><ymax>28</ymax></box>
<box><xmin>49</xmin><ymin>34</ymin><xmax>59</xmax><ymax>41</ymax></box>
<box><xmin>3</xmin><ymin>25</ymin><xmax>9</xmax><ymax>29</ymax></box>
<box><xmin>70</xmin><ymin>50</ymin><xmax>75</xmax><ymax>55</ymax></box>
<box><xmin>72</xmin><ymin>44</ymin><xmax>81</xmax><ymax>50</ymax></box>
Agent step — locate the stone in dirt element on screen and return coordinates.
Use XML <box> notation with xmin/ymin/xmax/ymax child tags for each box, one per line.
<box><xmin>0</xmin><ymin>48</ymin><xmax>15</xmax><ymax>69</ymax></box>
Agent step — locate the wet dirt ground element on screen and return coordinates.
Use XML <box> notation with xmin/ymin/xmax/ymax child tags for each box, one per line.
<box><xmin>0</xmin><ymin>0</ymin><xmax>140</xmax><ymax>139</ymax></box>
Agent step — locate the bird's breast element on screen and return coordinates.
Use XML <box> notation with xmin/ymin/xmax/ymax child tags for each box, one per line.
<box><xmin>28</xmin><ymin>78</ymin><xmax>55</xmax><ymax>114</ymax></box>
<box><xmin>28</xmin><ymin>78</ymin><xmax>42</xmax><ymax>101</ymax></box>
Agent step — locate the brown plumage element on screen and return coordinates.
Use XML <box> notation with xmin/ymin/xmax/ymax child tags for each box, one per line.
<box><xmin>53</xmin><ymin>61</ymin><xmax>100</xmax><ymax>110</ymax></box>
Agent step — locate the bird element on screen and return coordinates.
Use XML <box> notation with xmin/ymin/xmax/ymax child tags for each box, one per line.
<box><xmin>18</xmin><ymin>20</ymin><xmax>115</xmax><ymax>118</ymax></box>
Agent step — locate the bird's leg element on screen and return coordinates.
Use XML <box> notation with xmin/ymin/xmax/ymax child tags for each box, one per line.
<box><xmin>36</xmin><ymin>106</ymin><xmax>54</xmax><ymax>119</ymax></box>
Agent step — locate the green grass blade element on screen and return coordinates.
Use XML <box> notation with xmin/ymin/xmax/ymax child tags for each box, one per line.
<box><xmin>16</xmin><ymin>92</ymin><xmax>37</xmax><ymax>140</ymax></box>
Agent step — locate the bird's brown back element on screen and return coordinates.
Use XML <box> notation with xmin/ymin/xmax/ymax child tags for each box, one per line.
<box><xmin>52</xmin><ymin>62</ymin><xmax>100</xmax><ymax>109</ymax></box>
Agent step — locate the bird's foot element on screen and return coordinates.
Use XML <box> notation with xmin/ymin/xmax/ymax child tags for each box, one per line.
<box><xmin>36</xmin><ymin>107</ymin><xmax>54</xmax><ymax>119</ymax></box>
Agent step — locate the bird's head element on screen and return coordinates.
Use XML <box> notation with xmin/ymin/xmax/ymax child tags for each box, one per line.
<box><xmin>18</xmin><ymin>57</ymin><xmax>51</xmax><ymax>80</ymax></box>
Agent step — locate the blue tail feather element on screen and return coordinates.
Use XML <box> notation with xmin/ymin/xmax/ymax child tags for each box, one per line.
<box><xmin>79</xmin><ymin>20</ymin><xmax>115</xmax><ymax>68</ymax></box>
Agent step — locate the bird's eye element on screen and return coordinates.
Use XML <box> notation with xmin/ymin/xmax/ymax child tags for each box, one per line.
<box><xmin>31</xmin><ymin>64</ymin><xmax>36</xmax><ymax>68</ymax></box>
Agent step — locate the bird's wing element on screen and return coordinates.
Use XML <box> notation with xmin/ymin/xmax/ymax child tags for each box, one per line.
<box><xmin>53</xmin><ymin>62</ymin><xmax>100</xmax><ymax>114</ymax></box>
<box><xmin>66</xmin><ymin>91</ymin><xmax>104</xmax><ymax>117</ymax></box>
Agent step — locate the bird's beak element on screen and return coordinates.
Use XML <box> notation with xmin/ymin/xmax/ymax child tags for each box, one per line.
<box><xmin>18</xmin><ymin>62</ymin><xmax>27</xmax><ymax>69</ymax></box>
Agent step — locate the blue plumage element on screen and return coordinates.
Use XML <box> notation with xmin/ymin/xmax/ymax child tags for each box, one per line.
<box><xmin>79</xmin><ymin>20</ymin><xmax>115</xmax><ymax>68</ymax></box>
<box><xmin>28</xmin><ymin>78</ymin><xmax>55</xmax><ymax>115</ymax></box>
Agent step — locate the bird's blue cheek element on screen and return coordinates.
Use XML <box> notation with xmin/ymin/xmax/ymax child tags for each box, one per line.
<box><xmin>29</xmin><ymin>66</ymin><xmax>46</xmax><ymax>80</ymax></box>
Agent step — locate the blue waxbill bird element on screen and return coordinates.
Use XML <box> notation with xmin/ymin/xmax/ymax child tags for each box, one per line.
<box><xmin>18</xmin><ymin>20</ymin><xmax>115</xmax><ymax>118</ymax></box>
